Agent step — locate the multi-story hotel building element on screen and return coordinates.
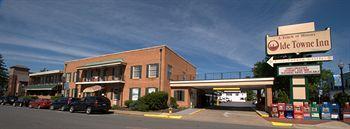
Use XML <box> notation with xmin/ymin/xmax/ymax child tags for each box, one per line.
<box><xmin>26</xmin><ymin>70</ymin><xmax>64</xmax><ymax>99</ymax></box>
<box><xmin>64</xmin><ymin>45</ymin><xmax>196</xmax><ymax>107</ymax></box>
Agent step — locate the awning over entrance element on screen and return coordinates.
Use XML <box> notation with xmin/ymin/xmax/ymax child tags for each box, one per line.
<box><xmin>83</xmin><ymin>85</ymin><xmax>103</xmax><ymax>93</ymax></box>
<box><xmin>26</xmin><ymin>84</ymin><xmax>58</xmax><ymax>91</ymax></box>
<box><xmin>77</xmin><ymin>59</ymin><xmax>125</xmax><ymax>70</ymax></box>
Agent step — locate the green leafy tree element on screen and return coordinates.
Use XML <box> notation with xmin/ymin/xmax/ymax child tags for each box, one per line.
<box><xmin>276</xmin><ymin>90</ymin><xmax>289</xmax><ymax>103</ymax></box>
<box><xmin>0</xmin><ymin>54</ymin><xmax>9</xmax><ymax>95</ymax></box>
<box><xmin>245</xmin><ymin>90</ymin><xmax>256</xmax><ymax>101</ymax></box>
<box><xmin>253</xmin><ymin>57</ymin><xmax>333</xmax><ymax>103</ymax></box>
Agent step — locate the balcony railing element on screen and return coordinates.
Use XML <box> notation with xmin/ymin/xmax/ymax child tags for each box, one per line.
<box><xmin>171</xmin><ymin>71</ymin><xmax>254</xmax><ymax>81</ymax></box>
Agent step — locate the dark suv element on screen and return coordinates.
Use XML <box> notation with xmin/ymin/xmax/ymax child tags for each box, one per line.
<box><xmin>1</xmin><ymin>96</ymin><xmax>18</xmax><ymax>105</ymax></box>
<box><xmin>69</xmin><ymin>96</ymin><xmax>110</xmax><ymax>114</ymax></box>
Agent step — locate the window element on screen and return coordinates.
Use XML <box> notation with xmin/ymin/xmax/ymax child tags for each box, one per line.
<box><xmin>174</xmin><ymin>90</ymin><xmax>184</xmax><ymax>101</ymax></box>
<box><xmin>147</xmin><ymin>64</ymin><xmax>159</xmax><ymax>78</ymax></box>
<box><xmin>236</xmin><ymin>93</ymin><xmax>239</xmax><ymax>96</ymax></box>
<box><xmin>131</xmin><ymin>66</ymin><xmax>142</xmax><ymax>79</ymax></box>
<box><xmin>167</xmin><ymin>65</ymin><xmax>172</xmax><ymax>80</ymax></box>
<box><xmin>226</xmin><ymin>93</ymin><xmax>232</xmax><ymax>96</ymax></box>
<box><xmin>113</xmin><ymin>89</ymin><xmax>120</xmax><ymax>100</ymax></box>
<box><xmin>129</xmin><ymin>88</ymin><xmax>140</xmax><ymax>101</ymax></box>
<box><xmin>66</xmin><ymin>73</ymin><xmax>71</xmax><ymax>83</ymax></box>
<box><xmin>73</xmin><ymin>72</ymin><xmax>77</xmax><ymax>82</ymax></box>
<box><xmin>146</xmin><ymin>87</ymin><xmax>157</xmax><ymax>94</ymax></box>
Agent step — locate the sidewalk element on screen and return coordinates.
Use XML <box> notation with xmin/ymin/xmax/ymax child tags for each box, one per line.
<box><xmin>294</xmin><ymin>121</ymin><xmax>350</xmax><ymax>129</ymax></box>
<box><xmin>112</xmin><ymin>110</ymin><xmax>183</xmax><ymax>119</ymax></box>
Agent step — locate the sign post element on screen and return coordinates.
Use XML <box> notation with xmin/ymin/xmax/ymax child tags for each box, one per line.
<box><xmin>265</xmin><ymin>22</ymin><xmax>332</xmax><ymax>106</ymax></box>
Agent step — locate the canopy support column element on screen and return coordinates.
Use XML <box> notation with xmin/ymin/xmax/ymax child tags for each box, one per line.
<box><xmin>265</xmin><ymin>85</ymin><xmax>273</xmax><ymax>112</ymax></box>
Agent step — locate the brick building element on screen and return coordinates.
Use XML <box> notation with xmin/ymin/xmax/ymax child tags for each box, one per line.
<box><xmin>6</xmin><ymin>65</ymin><xmax>30</xmax><ymax>96</ymax></box>
<box><xmin>64</xmin><ymin>45</ymin><xmax>196</xmax><ymax>107</ymax></box>
<box><xmin>26</xmin><ymin>70</ymin><xmax>64</xmax><ymax>99</ymax></box>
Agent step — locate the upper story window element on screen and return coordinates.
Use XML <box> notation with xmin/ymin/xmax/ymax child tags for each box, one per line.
<box><xmin>131</xmin><ymin>65</ymin><xmax>142</xmax><ymax>79</ymax></box>
<box><xmin>66</xmin><ymin>73</ymin><xmax>71</xmax><ymax>83</ymax></box>
<box><xmin>147</xmin><ymin>64</ymin><xmax>159</xmax><ymax>78</ymax></box>
<box><xmin>167</xmin><ymin>65</ymin><xmax>172</xmax><ymax>80</ymax></box>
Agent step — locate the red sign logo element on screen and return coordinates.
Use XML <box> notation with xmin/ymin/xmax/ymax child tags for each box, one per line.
<box><xmin>268</xmin><ymin>40</ymin><xmax>279</xmax><ymax>51</ymax></box>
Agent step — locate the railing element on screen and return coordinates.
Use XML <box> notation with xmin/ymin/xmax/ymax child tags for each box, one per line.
<box><xmin>171</xmin><ymin>71</ymin><xmax>254</xmax><ymax>81</ymax></box>
<box><xmin>79</xmin><ymin>75</ymin><xmax>124</xmax><ymax>82</ymax></box>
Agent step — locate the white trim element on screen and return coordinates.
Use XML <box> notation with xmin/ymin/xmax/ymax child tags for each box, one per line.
<box><xmin>77</xmin><ymin>62</ymin><xmax>124</xmax><ymax>70</ymax></box>
<box><xmin>29</xmin><ymin>70</ymin><xmax>63</xmax><ymax>76</ymax></box>
<box><xmin>26</xmin><ymin>88</ymin><xmax>53</xmax><ymax>91</ymax></box>
<box><xmin>75</xmin><ymin>80</ymin><xmax>125</xmax><ymax>85</ymax></box>
<box><xmin>170</xmin><ymin>77</ymin><xmax>274</xmax><ymax>84</ymax></box>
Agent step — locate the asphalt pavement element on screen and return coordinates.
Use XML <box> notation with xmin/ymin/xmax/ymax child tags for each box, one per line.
<box><xmin>0</xmin><ymin>105</ymin><xmax>279</xmax><ymax>129</ymax></box>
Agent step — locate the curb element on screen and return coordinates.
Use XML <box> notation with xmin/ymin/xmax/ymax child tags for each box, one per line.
<box><xmin>144</xmin><ymin>113</ymin><xmax>183</xmax><ymax>119</ymax></box>
<box><xmin>271</xmin><ymin>122</ymin><xmax>293</xmax><ymax>127</ymax></box>
<box><xmin>253</xmin><ymin>108</ymin><xmax>269</xmax><ymax>118</ymax></box>
<box><xmin>189</xmin><ymin>109</ymin><xmax>205</xmax><ymax>115</ymax></box>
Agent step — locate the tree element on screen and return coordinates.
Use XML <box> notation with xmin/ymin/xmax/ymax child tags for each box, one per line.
<box><xmin>253</xmin><ymin>57</ymin><xmax>333</xmax><ymax>103</ymax></box>
<box><xmin>245</xmin><ymin>90</ymin><xmax>256</xmax><ymax>101</ymax></box>
<box><xmin>0</xmin><ymin>54</ymin><xmax>9</xmax><ymax>95</ymax></box>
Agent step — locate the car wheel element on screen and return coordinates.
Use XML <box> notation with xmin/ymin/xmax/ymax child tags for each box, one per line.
<box><xmin>50</xmin><ymin>105</ymin><xmax>55</xmax><ymax>110</ymax></box>
<box><xmin>60</xmin><ymin>106</ymin><xmax>65</xmax><ymax>111</ymax></box>
<box><xmin>29</xmin><ymin>104</ymin><xmax>32</xmax><ymax>108</ymax></box>
<box><xmin>86</xmin><ymin>107</ymin><xmax>92</xmax><ymax>114</ymax></box>
<box><xmin>19</xmin><ymin>103</ymin><xmax>23</xmax><ymax>107</ymax></box>
<box><xmin>13</xmin><ymin>103</ymin><xmax>16</xmax><ymax>107</ymax></box>
<box><xmin>69</xmin><ymin>106</ymin><xmax>75</xmax><ymax>113</ymax></box>
<box><xmin>37</xmin><ymin>105</ymin><xmax>41</xmax><ymax>109</ymax></box>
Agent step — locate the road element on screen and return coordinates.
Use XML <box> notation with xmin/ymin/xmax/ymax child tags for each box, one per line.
<box><xmin>0</xmin><ymin>105</ymin><xmax>278</xmax><ymax>129</ymax></box>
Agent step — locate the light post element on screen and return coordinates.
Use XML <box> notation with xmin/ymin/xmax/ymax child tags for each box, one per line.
<box><xmin>338</xmin><ymin>61</ymin><xmax>345</xmax><ymax>94</ymax></box>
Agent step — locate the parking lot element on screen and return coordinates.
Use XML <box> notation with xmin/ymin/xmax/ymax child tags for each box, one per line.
<box><xmin>182</xmin><ymin>102</ymin><xmax>272</xmax><ymax>127</ymax></box>
<box><xmin>0</xmin><ymin>105</ymin><xmax>278</xmax><ymax>129</ymax></box>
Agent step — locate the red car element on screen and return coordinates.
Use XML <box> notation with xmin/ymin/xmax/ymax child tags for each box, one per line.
<box><xmin>29</xmin><ymin>99</ymin><xmax>52</xmax><ymax>109</ymax></box>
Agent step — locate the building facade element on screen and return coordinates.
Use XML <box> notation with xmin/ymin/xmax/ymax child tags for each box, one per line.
<box><xmin>26</xmin><ymin>70</ymin><xmax>64</xmax><ymax>99</ymax></box>
<box><xmin>64</xmin><ymin>45</ymin><xmax>196</xmax><ymax>107</ymax></box>
<box><xmin>219</xmin><ymin>91</ymin><xmax>247</xmax><ymax>102</ymax></box>
<box><xmin>6</xmin><ymin>65</ymin><xmax>30</xmax><ymax>96</ymax></box>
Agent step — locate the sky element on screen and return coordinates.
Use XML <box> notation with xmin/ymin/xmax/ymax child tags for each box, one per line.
<box><xmin>0</xmin><ymin>0</ymin><xmax>349</xmax><ymax>74</ymax></box>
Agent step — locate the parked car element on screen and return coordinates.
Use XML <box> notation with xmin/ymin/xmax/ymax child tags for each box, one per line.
<box><xmin>1</xmin><ymin>96</ymin><xmax>18</xmax><ymax>105</ymax></box>
<box><xmin>13</xmin><ymin>98</ymin><xmax>34</xmax><ymax>107</ymax></box>
<box><xmin>0</xmin><ymin>96</ymin><xmax>5</xmax><ymax>104</ymax></box>
<box><xmin>69</xmin><ymin>96</ymin><xmax>111</xmax><ymax>114</ymax></box>
<box><xmin>29</xmin><ymin>99</ymin><xmax>52</xmax><ymax>109</ymax></box>
<box><xmin>51</xmin><ymin>97</ymin><xmax>81</xmax><ymax>111</ymax></box>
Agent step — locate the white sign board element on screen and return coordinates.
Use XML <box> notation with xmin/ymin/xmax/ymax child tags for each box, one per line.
<box><xmin>278</xmin><ymin>22</ymin><xmax>315</xmax><ymax>35</ymax></box>
<box><xmin>278</xmin><ymin>65</ymin><xmax>321</xmax><ymax>76</ymax></box>
<box><xmin>266</xmin><ymin>29</ymin><xmax>331</xmax><ymax>55</ymax></box>
<box><xmin>267</xmin><ymin>56</ymin><xmax>333</xmax><ymax>67</ymax></box>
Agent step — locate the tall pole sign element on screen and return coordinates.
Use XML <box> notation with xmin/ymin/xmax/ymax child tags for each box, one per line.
<box><xmin>265</xmin><ymin>22</ymin><xmax>332</xmax><ymax>105</ymax></box>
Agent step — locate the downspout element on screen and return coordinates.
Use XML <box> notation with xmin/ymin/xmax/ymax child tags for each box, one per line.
<box><xmin>159</xmin><ymin>48</ymin><xmax>162</xmax><ymax>91</ymax></box>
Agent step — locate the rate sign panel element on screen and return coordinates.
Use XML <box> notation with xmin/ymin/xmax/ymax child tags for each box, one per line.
<box><xmin>278</xmin><ymin>65</ymin><xmax>321</xmax><ymax>76</ymax></box>
<box><xmin>266</xmin><ymin>29</ymin><xmax>331</xmax><ymax>55</ymax></box>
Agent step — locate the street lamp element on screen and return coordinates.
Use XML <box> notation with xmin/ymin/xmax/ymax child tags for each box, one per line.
<box><xmin>338</xmin><ymin>61</ymin><xmax>345</xmax><ymax>94</ymax></box>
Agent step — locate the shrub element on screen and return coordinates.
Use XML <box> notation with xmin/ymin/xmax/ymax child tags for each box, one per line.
<box><xmin>124</xmin><ymin>100</ymin><xmax>134</xmax><ymax>107</ymax></box>
<box><xmin>111</xmin><ymin>105</ymin><xmax>122</xmax><ymax>110</ymax></box>
<box><xmin>138</xmin><ymin>91</ymin><xmax>168</xmax><ymax>110</ymax></box>
<box><xmin>276</xmin><ymin>90</ymin><xmax>289</xmax><ymax>103</ymax></box>
<box><xmin>170</xmin><ymin>97</ymin><xmax>178</xmax><ymax>109</ymax></box>
<box><xmin>20</xmin><ymin>96</ymin><xmax>38</xmax><ymax>100</ymax></box>
<box><xmin>334</xmin><ymin>92</ymin><xmax>349</xmax><ymax>106</ymax></box>
<box><xmin>135</xmin><ymin>102</ymin><xmax>149</xmax><ymax>112</ymax></box>
<box><xmin>51</xmin><ymin>95</ymin><xmax>62</xmax><ymax>101</ymax></box>
<box><xmin>129</xmin><ymin>101</ymin><xmax>138</xmax><ymax>110</ymax></box>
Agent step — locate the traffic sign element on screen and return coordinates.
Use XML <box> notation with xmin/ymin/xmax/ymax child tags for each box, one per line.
<box><xmin>267</xmin><ymin>56</ymin><xmax>333</xmax><ymax>67</ymax></box>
